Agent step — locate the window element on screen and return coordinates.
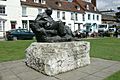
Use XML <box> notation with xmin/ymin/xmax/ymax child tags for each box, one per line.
<box><xmin>21</xmin><ymin>0</ymin><xmax>26</xmax><ymax>1</ymax></box>
<box><xmin>57</xmin><ymin>11</ymin><xmax>60</xmax><ymax>18</ymax></box>
<box><xmin>88</xmin><ymin>14</ymin><xmax>90</xmax><ymax>20</ymax></box>
<box><xmin>0</xmin><ymin>21</ymin><xmax>2</xmax><ymax>31</ymax></box>
<box><xmin>22</xmin><ymin>7</ymin><xmax>27</xmax><ymax>16</ymax></box>
<box><xmin>94</xmin><ymin>7</ymin><xmax>96</xmax><ymax>11</ymax></box>
<box><xmin>41</xmin><ymin>0</ymin><xmax>46</xmax><ymax>4</ymax></box>
<box><xmin>71</xmin><ymin>12</ymin><xmax>74</xmax><ymax>20</ymax></box>
<box><xmin>93</xmin><ymin>14</ymin><xmax>95</xmax><ymax>20</ymax></box>
<box><xmin>82</xmin><ymin>14</ymin><xmax>85</xmax><ymax>21</ymax></box>
<box><xmin>62</xmin><ymin>12</ymin><xmax>65</xmax><ymax>20</ymax></box>
<box><xmin>10</xmin><ymin>21</ymin><xmax>16</xmax><ymax>29</ymax></box>
<box><xmin>34</xmin><ymin>0</ymin><xmax>39</xmax><ymax>3</ymax></box>
<box><xmin>97</xmin><ymin>15</ymin><xmax>99</xmax><ymax>20</ymax></box>
<box><xmin>38</xmin><ymin>8</ymin><xmax>42</xmax><ymax>14</ymax></box>
<box><xmin>39</xmin><ymin>0</ymin><xmax>41</xmax><ymax>3</ymax></box>
<box><xmin>75</xmin><ymin>13</ymin><xmax>78</xmax><ymax>21</ymax></box>
<box><xmin>86</xmin><ymin>5</ymin><xmax>89</xmax><ymax>10</ymax></box>
<box><xmin>22</xmin><ymin>20</ymin><xmax>28</xmax><ymax>29</ymax></box>
<box><xmin>75</xmin><ymin>6</ymin><xmax>80</xmax><ymax>10</ymax></box>
<box><xmin>0</xmin><ymin>5</ymin><xmax>5</xmax><ymax>15</ymax></box>
<box><xmin>56</xmin><ymin>2</ymin><xmax>61</xmax><ymax>7</ymax></box>
<box><xmin>34</xmin><ymin>0</ymin><xmax>46</xmax><ymax>4</ymax></box>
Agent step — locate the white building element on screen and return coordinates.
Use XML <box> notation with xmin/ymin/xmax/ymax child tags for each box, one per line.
<box><xmin>0</xmin><ymin>0</ymin><xmax>22</xmax><ymax>37</ymax></box>
<box><xmin>0</xmin><ymin>0</ymin><xmax>101</xmax><ymax>37</ymax></box>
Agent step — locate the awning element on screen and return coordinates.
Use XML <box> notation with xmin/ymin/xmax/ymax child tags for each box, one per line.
<box><xmin>0</xmin><ymin>17</ymin><xmax>7</xmax><ymax>21</ymax></box>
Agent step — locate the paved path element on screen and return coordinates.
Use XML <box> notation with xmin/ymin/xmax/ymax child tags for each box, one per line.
<box><xmin>0</xmin><ymin>58</ymin><xmax>120</xmax><ymax>80</ymax></box>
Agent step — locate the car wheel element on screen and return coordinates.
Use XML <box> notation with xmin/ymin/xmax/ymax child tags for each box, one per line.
<box><xmin>13</xmin><ymin>36</ymin><xmax>17</xmax><ymax>41</ymax></box>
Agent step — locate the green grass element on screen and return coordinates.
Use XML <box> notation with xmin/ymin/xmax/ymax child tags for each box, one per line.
<box><xmin>85</xmin><ymin>38</ymin><xmax>120</xmax><ymax>61</ymax></box>
<box><xmin>104</xmin><ymin>70</ymin><xmax>120</xmax><ymax>80</ymax></box>
<box><xmin>0</xmin><ymin>38</ymin><xmax>120</xmax><ymax>62</ymax></box>
<box><xmin>0</xmin><ymin>40</ymin><xmax>34</xmax><ymax>62</ymax></box>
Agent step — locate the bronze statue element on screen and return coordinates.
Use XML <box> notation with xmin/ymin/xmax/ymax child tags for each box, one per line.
<box><xmin>30</xmin><ymin>8</ymin><xmax>74</xmax><ymax>42</ymax></box>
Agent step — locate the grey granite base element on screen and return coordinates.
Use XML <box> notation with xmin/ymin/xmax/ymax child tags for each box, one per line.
<box><xmin>25</xmin><ymin>41</ymin><xmax>90</xmax><ymax>76</ymax></box>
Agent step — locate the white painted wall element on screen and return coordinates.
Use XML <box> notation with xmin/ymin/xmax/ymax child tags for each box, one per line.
<box><xmin>85</xmin><ymin>12</ymin><xmax>101</xmax><ymax>24</ymax></box>
<box><xmin>0</xmin><ymin>0</ymin><xmax>102</xmax><ymax>37</ymax></box>
<box><xmin>0</xmin><ymin>0</ymin><xmax>22</xmax><ymax>31</ymax></box>
<box><xmin>84</xmin><ymin>11</ymin><xmax>102</xmax><ymax>33</ymax></box>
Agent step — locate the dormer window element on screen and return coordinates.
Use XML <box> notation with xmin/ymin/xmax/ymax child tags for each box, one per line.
<box><xmin>58</xmin><ymin>3</ymin><xmax>62</xmax><ymax>7</ymax></box>
<box><xmin>86</xmin><ymin>5</ymin><xmax>89</xmax><ymax>10</ymax></box>
<box><xmin>34</xmin><ymin>0</ymin><xmax>39</xmax><ymax>3</ymax></box>
<box><xmin>41</xmin><ymin>0</ymin><xmax>46</xmax><ymax>4</ymax></box>
<box><xmin>34</xmin><ymin>0</ymin><xmax>46</xmax><ymax>4</ymax></box>
<box><xmin>21</xmin><ymin>0</ymin><xmax>26</xmax><ymax>2</ymax></box>
<box><xmin>94</xmin><ymin>7</ymin><xmax>96</xmax><ymax>11</ymax></box>
<box><xmin>56</xmin><ymin>2</ymin><xmax>62</xmax><ymax>7</ymax></box>
<box><xmin>75</xmin><ymin>6</ymin><xmax>80</xmax><ymax>10</ymax></box>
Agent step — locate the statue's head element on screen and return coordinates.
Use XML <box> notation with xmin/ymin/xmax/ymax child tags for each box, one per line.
<box><xmin>45</xmin><ymin>7</ymin><xmax>52</xmax><ymax>16</ymax></box>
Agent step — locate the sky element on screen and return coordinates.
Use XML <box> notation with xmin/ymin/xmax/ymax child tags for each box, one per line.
<box><xmin>68</xmin><ymin>0</ymin><xmax>120</xmax><ymax>11</ymax></box>
<box><xmin>97</xmin><ymin>0</ymin><xmax>120</xmax><ymax>11</ymax></box>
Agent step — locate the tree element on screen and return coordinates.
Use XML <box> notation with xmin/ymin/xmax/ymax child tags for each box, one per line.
<box><xmin>116</xmin><ymin>7</ymin><xmax>120</xmax><ymax>22</ymax></box>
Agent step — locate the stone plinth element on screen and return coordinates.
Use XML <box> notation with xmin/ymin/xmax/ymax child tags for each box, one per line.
<box><xmin>25</xmin><ymin>41</ymin><xmax>90</xmax><ymax>76</ymax></box>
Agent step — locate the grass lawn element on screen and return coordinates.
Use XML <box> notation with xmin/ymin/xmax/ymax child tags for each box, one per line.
<box><xmin>85</xmin><ymin>38</ymin><xmax>120</xmax><ymax>61</ymax></box>
<box><xmin>0</xmin><ymin>40</ymin><xmax>34</xmax><ymax>63</ymax></box>
<box><xmin>0</xmin><ymin>38</ymin><xmax>120</xmax><ymax>62</ymax></box>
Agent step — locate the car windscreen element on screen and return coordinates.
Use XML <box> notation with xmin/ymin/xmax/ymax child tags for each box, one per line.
<box><xmin>9</xmin><ymin>30</ymin><xmax>16</xmax><ymax>33</ymax></box>
<box><xmin>99</xmin><ymin>25</ymin><xmax>107</xmax><ymax>28</ymax></box>
<box><xmin>20</xmin><ymin>29</ymin><xmax>29</xmax><ymax>33</ymax></box>
<box><xmin>109</xmin><ymin>26</ymin><xmax>115</xmax><ymax>28</ymax></box>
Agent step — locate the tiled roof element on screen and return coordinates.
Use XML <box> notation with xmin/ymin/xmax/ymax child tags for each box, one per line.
<box><xmin>21</xmin><ymin>0</ymin><xmax>99</xmax><ymax>13</ymax></box>
<box><xmin>73</xmin><ymin>0</ymin><xmax>100</xmax><ymax>13</ymax></box>
<box><xmin>47</xmin><ymin>0</ymin><xmax>84</xmax><ymax>13</ymax></box>
<box><xmin>21</xmin><ymin>0</ymin><xmax>47</xmax><ymax>8</ymax></box>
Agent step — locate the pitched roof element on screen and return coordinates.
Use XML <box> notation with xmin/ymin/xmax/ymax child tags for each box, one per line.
<box><xmin>21</xmin><ymin>0</ymin><xmax>99</xmax><ymax>13</ymax></box>
<box><xmin>21</xmin><ymin>0</ymin><xmax>47</xmax><ymax>8</ymax></box>
<box><xmin>73</xmin><ymin>0</ymin><xmax>100</xmax><ymax>13</ymax></box>
<box><xmin>47</xmin><ymin>0</ymin><xmax>84</xmax><ymax>13</ymax></box>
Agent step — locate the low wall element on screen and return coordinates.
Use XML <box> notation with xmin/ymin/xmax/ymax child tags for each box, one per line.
<box><xmin>25</xmin><ymin>41</ymin><xmax>90</xmax><ymax>76</ymax></box>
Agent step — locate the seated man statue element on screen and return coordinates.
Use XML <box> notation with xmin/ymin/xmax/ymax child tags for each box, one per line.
<box><xmin>30</xmin><ymin>8</ymin><xmax>74</xmax><ymax>42</ymax></box>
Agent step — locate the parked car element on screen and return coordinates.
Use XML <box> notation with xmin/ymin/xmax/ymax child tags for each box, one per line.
<box><xmin>74</xmin><ymin>30</ymin><xmax>87</xmax><ymax>38</ymax></box>
<box><xmin>6</xmin><ymin>29</ymin><xmax>34</xmax><ymax>40</ymax></box>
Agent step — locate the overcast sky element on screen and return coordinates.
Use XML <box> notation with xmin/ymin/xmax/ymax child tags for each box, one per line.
<box><xmin>97</xmin><ymin>0</ymin><xmax>120</xmax><ymax>11</ymax></box>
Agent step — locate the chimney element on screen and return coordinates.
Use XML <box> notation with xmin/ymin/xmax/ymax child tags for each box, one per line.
<box><xmin>91</xmin><ymin>0</ymin><xmax>96</xmax><ymax>7</ymax></box>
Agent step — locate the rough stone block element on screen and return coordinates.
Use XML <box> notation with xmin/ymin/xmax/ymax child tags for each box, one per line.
<box><xmin>25</xmin><ymin>41</ymin><xmax>90</xmax><ymax>76</ymax></box>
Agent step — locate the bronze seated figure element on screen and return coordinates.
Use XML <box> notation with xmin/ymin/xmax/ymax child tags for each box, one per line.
<box><xmin>30</xmin><ymin>8</ymin><xmax>74</xmax><ymax>42</ymax></box>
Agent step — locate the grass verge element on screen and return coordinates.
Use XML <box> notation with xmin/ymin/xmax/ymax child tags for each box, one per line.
<box><xmin>0</xmin><ymin>40</ymin><xmax>34</xmax><ymax>63</ymax></box>
<box><xmin>85</xmin><ymin>38</ymin><xmax>120</xmax><ymax>61</ymax></box>
<box><xmin>104</xmin><ymin>70</ymin><xmax>120</xmax><ymax>80</ymax></box>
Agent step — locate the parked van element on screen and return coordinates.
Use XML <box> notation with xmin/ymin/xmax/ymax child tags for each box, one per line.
<box><xmin>98</xmin><ymin>24</ymin><xmax>116</xmax><ymax>37</ymax></box>
<box><xmin>98</xmin><ymin>24</ymin><xmax>109</xmax><ymax>33</ymax></box>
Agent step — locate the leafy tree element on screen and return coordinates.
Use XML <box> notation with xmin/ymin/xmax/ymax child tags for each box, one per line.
<box><xmin>116</xmin><ymin>7</ymin><xmax>120</xmax><ymax>22</ymax></box>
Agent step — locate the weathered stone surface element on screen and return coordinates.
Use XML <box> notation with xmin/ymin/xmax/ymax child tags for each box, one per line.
<box><xmin>25</xmin><ymin>41</ymin><xmax>90</xmax><ymax>76</ymax></box>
